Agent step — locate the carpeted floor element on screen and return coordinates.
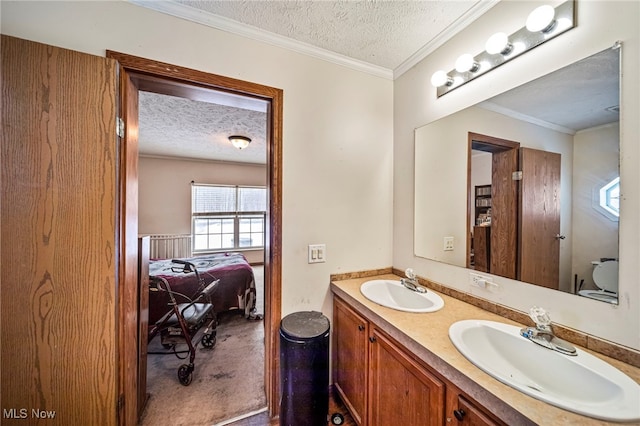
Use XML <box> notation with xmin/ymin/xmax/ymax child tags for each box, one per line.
<box><xmin>224</xmin><ymin>387</ymin><xmax>356</xmax><ymax>426</ymax></box>
<box><xmin>140</xmin><ymin>266</ymin><xmax>266</xmax><ymax>426</ymax></box>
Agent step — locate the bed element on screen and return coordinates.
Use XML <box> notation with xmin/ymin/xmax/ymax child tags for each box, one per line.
<box><xmin>148</xmin><ymin>252</ymin><xmax>259</xmax><ymax>326</ymax></box>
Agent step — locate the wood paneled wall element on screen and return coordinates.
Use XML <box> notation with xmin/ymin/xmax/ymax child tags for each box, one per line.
<box><xmin>1</xmin><ymin>35</ymin><xmax>118</xmax><ymax>424</ymax></box>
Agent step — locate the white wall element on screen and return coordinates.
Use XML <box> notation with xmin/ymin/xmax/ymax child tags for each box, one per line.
<box><xmin>414</xmin><ymin>120</ymin><xmax>468</xmax><ymax>267</ymax></box>
<box><xmin>471</xmin><ymin>154</ymin><xmax>492</xmax><ymax>194</ymax></box>
<box><xmin>1</xmin><ymin>1</ymin><xmax>394</xmax><ymax>319</ymax></box>
<box><xmin>415</xmin><ymin>106</ymin><xmax>573</xmax><ymax>289</ymax></box>
<box><xmin>395</xmin><ymin>0</ymin><xmax>640</xmax><ymax>350</ymax></box>
<box><xmin>572</xmin><ymin>123</ymin><xmax>620</xmax><ymax>290</ymax></box>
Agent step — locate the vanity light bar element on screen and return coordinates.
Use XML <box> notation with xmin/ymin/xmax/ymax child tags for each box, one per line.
<box><xmin>432</xmin><ymin>0</ymin><xmax>575</xmax><ymax>98</ymax></box>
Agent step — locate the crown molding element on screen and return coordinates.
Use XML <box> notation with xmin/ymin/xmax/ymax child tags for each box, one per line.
<box><xmin>127</xmin><ymin>0</ymin><xmax>499</xmax><ymax>81</ymax></box>
<box><xmin>479</xmin><ymin>101</ymin><xmax>576</xmax><ymax>135</ymax></box>
<box><xmin>126</xmin><ymin>0</ymin><xmax>394</xmax><ymax>80</ymax></box>
<box><xmin>393</xmin><ymin>0</ymin><xmax>501</xmax><ymax>79</ymax></box>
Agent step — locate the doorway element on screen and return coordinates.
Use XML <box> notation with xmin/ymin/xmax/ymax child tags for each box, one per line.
<box><xmin>467</xmin><ymin>132</ymin><xmax>562</xmax><ymax>289</ymax></box>
<box><xmin>107</xmin><ymin>51</ymin><xmax>283</xmax><ymax>424</ymax></box>
<box><xmin>138</xmin><ymin>93</ymin><xmax>268</xmax><ymax>423</ymax></box>
<box><xmin>467</xmin><ymin>132</ymin><xmax>520</xmax><ymax>279</ymax></box>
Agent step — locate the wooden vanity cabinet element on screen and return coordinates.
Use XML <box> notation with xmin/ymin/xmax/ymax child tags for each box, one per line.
<box><xmin>446</xmin><ymin>383</ymin><xmax>503</xmax><ymax>426</ymax></box>
<box><xmin>369</xmin><ymin>327</ymin><xmax>445</xmax><ymax>425</ymax></box>
<box><xmin>333</xmin><ymin>295</ymin><xmax>506</xmax><ymax>426</ymax></box>
<box><xmin>333</xmin><ymin>297</ymin><xmax>445</xmax><ymax>425</ymax></box>
<box><xmin>333</xmin><ymin>296</ymin><xmax>369</xmax><ymax>424</ymax></box>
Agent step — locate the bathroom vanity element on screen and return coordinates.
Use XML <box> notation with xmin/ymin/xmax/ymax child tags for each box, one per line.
<box><xmin>331</xmin><ymin>273</ymin><xmax>640</xmax><ymax>425</ymax></box>
<box><xmin>333</xmin><ymin>295</ymin><xmax>504</xmax><ymax>425</ymax></box>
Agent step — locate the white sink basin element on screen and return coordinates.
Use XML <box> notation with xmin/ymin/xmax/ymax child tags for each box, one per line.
<box><xmin>449</xmin><ymin>320</ymin><xmax>640</xmax><ymax>422</ymax></box>
<box><xmin>360</xmin><ymin>279</ymin><xmax>444</xmax><ymax>313</ymax></box>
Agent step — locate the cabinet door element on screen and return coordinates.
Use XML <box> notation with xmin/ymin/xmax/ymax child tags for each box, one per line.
<box><xmin>368</xmin><ymin>328</ymin><xmax>445</xmax><ymax>426</ymax></box>
<box><xmin>333</xmin><ymin>297</ymin><xmax>369</xmax><ymax>425</ymax></box>
<box><xmin>452</xmin><ymin>395</ymin><xmax>502</xmax><ymax>426</ymax></box>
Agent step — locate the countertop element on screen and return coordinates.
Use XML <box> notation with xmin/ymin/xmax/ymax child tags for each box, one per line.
<box><xmin>331</xmin><ymin>273</ymin><xmax>640</xmax><ymax>426</ymax></box>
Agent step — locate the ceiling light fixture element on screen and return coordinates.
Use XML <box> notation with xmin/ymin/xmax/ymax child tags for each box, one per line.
<box><xmin>430</xmin><ymin>70</ymin><xmax>454</xmax><ymax>88</ymax></box>
<box><xmin>228</xmin><ymin>135</ymin><xmax>251</xmax><ymax>150</ymax></box>
<box><xmin>455</xmin><ymin>54</ymin><xmax>481</xmax><ymax>73</ymax></box>
<box><xmin>526</xmin><ymin>5</ymin><xmax>557</xmax><ymax>33</ymax></box>
<box><xmin>431</xmin><ymin>0</ymin><xmax>575</xmax><ymax>98</ymax></box>
<box><xmin>485</xmin><ymin>32</ymin><xmax>513</xmax><ymax>55</ymax></box>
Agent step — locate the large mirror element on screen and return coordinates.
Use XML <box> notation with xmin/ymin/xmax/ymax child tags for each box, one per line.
<box><xmin>415</xmin><ymin>44</ymin><xmax>620</xmax><ymax>304</ymax></box>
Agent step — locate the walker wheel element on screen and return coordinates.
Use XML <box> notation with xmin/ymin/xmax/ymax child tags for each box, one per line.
<box><xmin>201</xmin><ymin>333</ymin><xmax>216</xmax><ymax>349</ymax></box>
<box><xmin>331</xmin><ymin>413</ymin><xmax>344</xmax><ymax>425</ymax></box>
<box><xmin>177</xmin><ymin>364</ymin><xmax>193</xmax><ymax>386</ymax></box>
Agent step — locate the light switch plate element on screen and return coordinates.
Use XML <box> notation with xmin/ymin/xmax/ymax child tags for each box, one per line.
<box><xmin>444</xmin><ymin>236</ymin><xmax>454</xmax><ymax>251</ymax></box>
<box><xmin>308</xmin><ymin>244</ymin><xmax>326</xmax><ymax>263</ymax></box>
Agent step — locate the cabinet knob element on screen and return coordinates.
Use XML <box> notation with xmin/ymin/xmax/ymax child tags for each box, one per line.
<box><xmin>453</xmin><ymin>409</ymin><xmax>466</xmax><ymax>421</ymax></box>
<box><xmin>358</xmin><ymin>325</ymin><xmax>365</xmax><ymax>331</ymax></box>
<box><xmin>369</xmin><ymin>336</ymin><xmax>376</xmax><ymax>343</ymax></box>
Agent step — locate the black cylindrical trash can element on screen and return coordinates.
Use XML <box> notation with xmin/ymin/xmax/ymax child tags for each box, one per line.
<box><xmin>279</xmin><ymin>311</ymin><xmax>330</xmax><ymax>426</ymax></box>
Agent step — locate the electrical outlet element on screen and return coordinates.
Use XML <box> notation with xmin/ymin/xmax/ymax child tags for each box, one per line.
<box><xmin>469</xmin><ymin>272</ymin><xmax>493</xmax><ymax>289</ymax></box>
<box><xmin>443</xmin><ymin>236</ymin><xmax>454</xmax><ymax>251</ymax></box>
<box><xmin>308</xmin><ymin>244</ymin><xmax>326</xmax><ymax>264</ymax></box>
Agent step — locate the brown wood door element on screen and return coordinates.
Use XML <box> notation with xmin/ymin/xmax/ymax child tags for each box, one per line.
<box><xmin>518</xmin><ymin>148</ymin><xmax>561</xmax><ymax>289</ymax></box>
<box><xmin>1</xmin><ymin>35</ymin><xmax>118</xmax><ymax>424</ymax></box>
<box><xmin>473</xmin><ymin>226</ymin><xmax>491</xmax><ymax>273</ymax></box>
<box><xmin>333</xmin><ymin>297</ymin><xmax>369</xmax><ymax>425</ymax></box>
<box><xmin>368</xmin><ymin>328</ymin><xmax>445</xmax><ymax>426</ymax></box>
<box><xmin>490</xmin><ymin>149</ymin><xmax>518</xmax><ymax>279</ymax></box>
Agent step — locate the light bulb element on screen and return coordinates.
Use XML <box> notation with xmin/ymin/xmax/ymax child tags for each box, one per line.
<box><xmin>430</xmin><ymin>70</ymin><xmax>452</xmax><ymax>88</ymax></box>
<box><xmin>485</xmin><ymin>32</ymin><xmax>513</xmax><ymax>55</ymax></box>
<box><xmin>455</xmin><ymin>54</ymin><xmax>479</xmax><ymax>73</ymax></box>
<box><xmin>526</xmin><ymin>4</ymin><xmax>556</xmax><ymax>33</ymax></box>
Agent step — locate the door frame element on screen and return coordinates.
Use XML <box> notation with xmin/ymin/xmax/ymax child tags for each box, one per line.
<box><xmin>107</xmin><ymin>51</ymin><xmax>283</xmax><ymax>423</ymax></box>
<box><xmin>466</xmin><ymin>132</ymin><xmax>520</xmax><ymax>276</ymax></box>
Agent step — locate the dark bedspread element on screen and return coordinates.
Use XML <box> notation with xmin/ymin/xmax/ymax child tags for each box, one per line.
<box><xmin>148</xmin><ymin>252</ymin><xmax>257</xmax><ymax>326</ymax></box>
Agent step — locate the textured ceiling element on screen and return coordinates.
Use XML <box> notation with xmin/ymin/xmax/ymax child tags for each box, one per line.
<box><xmin>136</xmin><ymin>1</ymin><xmax>618</xmax><ymax>164</ymax></box>
<box><xmin>137</xmin><ymin>0</ymin><xmax>493</xmax><ymax>163</ymax></box>
<box><xmin>172</xmin><ymin>0</ymin><xmax>482</xmax><ymax>71</ymax></box>
<box><xmin>139</xmin><ymin>91</ymin><xmax>268</xmax><ymax>164</ymax></box>
<box><xmin>481</xmin><ymin>46</ymin><xmax>620</xmax><ymax>134</ymax></box>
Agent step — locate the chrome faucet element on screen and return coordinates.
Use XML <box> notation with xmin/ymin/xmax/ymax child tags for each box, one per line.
<box><xmin>520</xmin><ymin>306</ymin><xmax>577</xmax><ymax>356</ymax></box>
<box><xmin>401</xmin><ymin>268</ymin><xmax>427</xmax><ymax>293</ymax></box>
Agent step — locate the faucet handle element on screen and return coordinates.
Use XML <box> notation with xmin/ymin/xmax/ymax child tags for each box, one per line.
<box><xmin>405</xmin><ymin>268</ymin><xmax>416</xmax><ymax>280</ymax></box>
<box><xmin>529</xmin><ymin>306</ymin><xmax>552</xmax><ymax>328</ymax></box>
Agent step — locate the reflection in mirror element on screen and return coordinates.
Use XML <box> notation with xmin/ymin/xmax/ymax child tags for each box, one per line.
<box><xmin>415</xmin><ymin>44</ymin><xmax>620</xmax><ymax>304</ymax></box>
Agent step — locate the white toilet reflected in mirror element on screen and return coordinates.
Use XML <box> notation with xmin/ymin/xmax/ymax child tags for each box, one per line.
<box><xmin>579</xmin><ymin>260</ymin><xmax>618</xmax><ymax>303</ymax></box>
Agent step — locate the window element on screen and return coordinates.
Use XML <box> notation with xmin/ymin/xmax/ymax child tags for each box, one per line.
<box><xmin>598</xmin><ymin>177</ymin><xmax>620</xmax><ymax>220</ymax></box>
<box><xmin>192</xmin><ymin>184</ymin><xmax>266</xmax><ymax>252</ymax></box>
